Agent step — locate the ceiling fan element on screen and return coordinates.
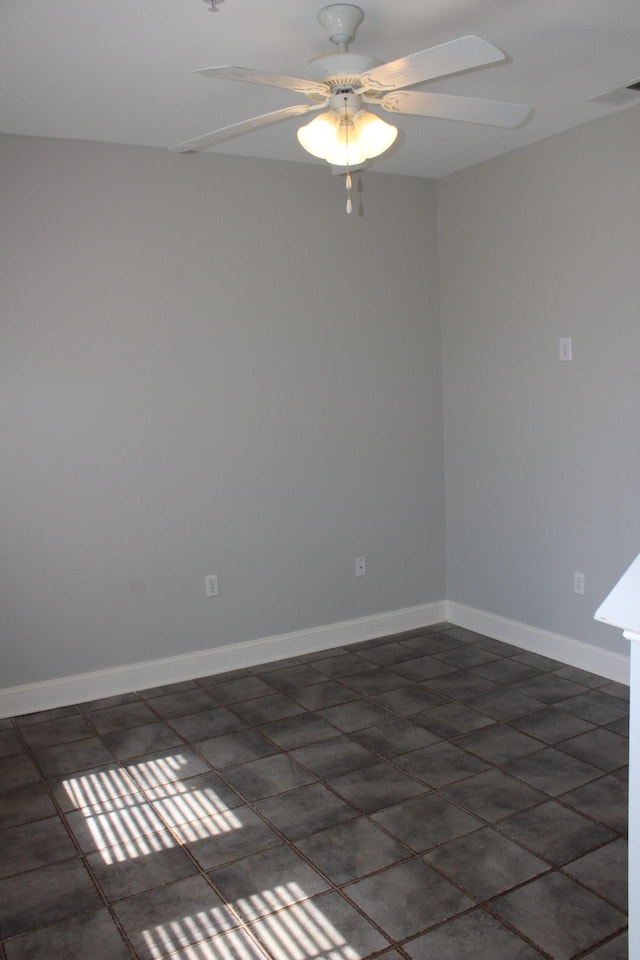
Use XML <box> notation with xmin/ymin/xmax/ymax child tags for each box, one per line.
<box><xmin>170</xmin><ymin>2</ymin><xmax>530</xmax><ymax>164</ymax></box>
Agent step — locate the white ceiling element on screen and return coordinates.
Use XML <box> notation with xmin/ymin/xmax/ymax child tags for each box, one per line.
<box><xmin>1</xmin><ymin>0</ymin><xmax>639</xmax><ymax>179</ymax></box>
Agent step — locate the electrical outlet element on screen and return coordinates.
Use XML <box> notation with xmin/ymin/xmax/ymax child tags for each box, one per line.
<box><xmin>205</xmin><ymin>573</ymin><xmax>219</xmax><ymax>597</ymax></box>
<box><xmin>355</xmin><ymin>556</ymin><xmax>366</xmax><ymax>577</ymax></box>
<box><xmin>573</xmin><ymin>571</ymin><xmax>585</xmax><ymax>595</ymax></box>
<box><xmin>559</xmin><ymin>337</ymin><xmax>573</xmax><ymax>361</ymax></box>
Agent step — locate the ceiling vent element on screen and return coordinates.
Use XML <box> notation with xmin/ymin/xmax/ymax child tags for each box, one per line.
<box><xmin>588</xmin><ymin>80</ymin><xmax>640</xmax><ymax>107</ymax></box>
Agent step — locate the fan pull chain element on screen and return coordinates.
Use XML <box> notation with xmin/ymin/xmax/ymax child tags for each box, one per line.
<box><xmin>343</xmin><ymin>96</ymin><xmax>353</xmax><ymax>214</ymax></box>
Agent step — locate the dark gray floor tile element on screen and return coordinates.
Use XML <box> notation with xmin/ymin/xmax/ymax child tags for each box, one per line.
<box><xmin>357</xmin><ymin>641</ymin><xmax>423</xmax><ymax>666</ymax></box>
<box><xmin>394</xmin><ymin>740</ymin><xmax>489</xmax><ymax>787</ymax></box>
<box><xmin>102</xmin><ymin>721</ymin><xmax>186</xmax><ymax>761</ymax></box>
<box><xmin>471</xmin><ymin>658</ymin><xmax>541</xmax><ymax>684</ymax></box>
<box><xmin>3</xmin><ymin>907</ymin><xmax>133</xmax><ymax>960</ymax></box>
<box><xmin>341</xmin><ymin>668</ymin><xmax>408</xmax><ymax>696</ymax></box>
<box><xmin>260</xmin><ymin>663</ymin><xmax>327</xmax><ymax>691</ymax></box>
<box><xmin>402</xmin><ymin>633</ymin><xmax>464</xmax><ymax>655</ymax></box>
<box><xmin>88</xmin><ymin>842</ymin><xmax>197</xmax><ymax>900</ymax></box>
<box><xmin>499</xmin><ymin>799</ymin><xmax>616</xmax><ymax>865</ymax></box>
<box><xmin>513</xmin><ymin>651</ymin><xmax>565</xmax><ymax>671</ymax></box>
<box><xmin>0</xmin><ymin>730</ymin><xmax>24</xmax><ymax>757</ymax></box>
<box><xmin>424</xmin><ymin>826</ymin><xmax>547</xmax><ymax>900</ymax></box>
<box><xmin>230</xmin><ymin>693</ymin><xmax>305</xmax><ymax>726</ymax></box>
<box><xmin>125</xmin><ymin>747</ymin><xmax>211</xmax><ymax>789</ymax></box>
<box><xmin>0</xmin><ymin>780</ymin><xmax>58</xmax><ymax>828</ymax></box>
<box><xmin>507</xmin><ymin>705</ymin><xmax>595</xmax><ymax>743</ymax></box>
<box><xmin>582</xmin><ymin>933</ymin><xmax>629</xmax><ymax>959</ymax></box>
<box><xmin>85</xmin><ymin>700</ymin><xmax>159</xmax><ymax>733</ymax></box>
<box><xmin>466</xmin><ymin>688</ymin><xmax>543</xmax><ymax>721</ymax></box>
<box><xmin>14</xmin><ymin>705</ymin><xmax>80</xmax><ymax>726</ymax></box>
<box><xmin>606</xmin><ymin>715</ymin><xmax>629</xmax><ymax>737</ymax></box>
<box><xmin>208</xmin><ymin>675</ymin><xmax>278</xmax><ymax>705</ymax></box>
<box><xmin>556</xmin><ymin>728</ymin><xmax>629</xmax><ymax>772</ymax></box>
<box><xmin>162</xmin><ymin>928</ymin><xmax>270</xmax><ymax>960</ymax></box>
<box><xmin>556</xmin><ymin>690</ymin><xmax>629</xmax><ymax>725</ymax></box>
<box><xmin>140</xmin><ymin>679</ymin><xmax>199</xmax><ymax>697</ymax></box>
<box><xmin>197</xmin><ymin>730</ymin><xmax>277</xmax><ymax>768</ymax></box>
<box><xmin>0</xmin><ymin>859</ymin><xmax>102</xmax><ymax>939</ymax></box>
<box><xmin>563</xmin><ymin>837</ymin><xmax>627</xmax><ymax>911</ymax></box>
<box><xmin>33</xmin><ymin>737</ymin><xmax>116</xmax><ymax>778</ymax></box>
<box><xmin>509</xmin><ymin>673</ymin><xmax>588</xmax><ymax>704</ymax></box>
<box><xmin>223</xmin><ymin>753</ymin><xmax>315</xmax><ymax>801</ymax></box>
<box><xmin>209</xmin><ymin>844</ymin><xmax>329</xmax><ymax>920</ymax></box>
<box><xmin>370</xmin><ymin>684</ymin><xmax>449</xmax><ymax>716</ymax></box>
<box><xmin>491</xmin><ymin>872</ymin><xmax>626</xmax><ymax>960</ymax></box>
<box><xmin>392</xmin><ymin>655</ymin><xmax>458</xmax><ymax>682</ymax></box>
<box><xmin>142</xmin><ymin>687</ymin><xmax>216</xmax><ymax>719</ymax></box>
<box><xmin>311</xmin><ymin>652</ymin><xmax>371</xmax><ymax>678</ymax></box>
<box><xmin>146</xmin><ymin>771</ymin><xmax>244</xmax><ymax>826</ymax></box>
<box><xmin>49</xmin><ymin>763</ymin><xmax>139</xmax><ymax>811</ymax></box>
<box><xmin>0</xmin><ymin>815</ymin><xmax>77</xmax><ymax>878</ymax></box>
<box><xmin>435</xmin><ymin>645</ymin><xmax>501</xmax><ymax>669</ymax></box>
<box><xmin>64</xmin><ymin>792</ymin><xmax>169</xmax><ymax>855</ymax></box>
<box><xmin>413</xmin><ymin>701</ymin><xmax>494</xmax><ymax>739</ymax></box>
<box><xmin>288</xmin><ymin>680</ymin><xmax>355</xmax><ymax>710</ymax></box>
<box><xmin>553</xmin><ymin>664</ymin><xmax>608</xmax><ymax>688</ymax></box>
<box><xmin>259</xmin><ymin>713</ymin><xmax>338</xmax><ymax>750</ymax></box>
<box><xmin>504</xmin><ymin>746</ymin><xmax>603</xmax><ymax>796</ymax></box>
<box><xmin>249</xmin><ymin>890</ymin><xmax>389</xmax><ymax>960</ymax></box>
<box><xmin>441</xmin><ymin>768</ymin><xmax>544</xmax><ymax>822</ymax></box>
<box><xmin>114</xmin><ymin>874</ymin><xmax>238</xmax><ymax>958</ymax></box>
<box><xmin>327</xmin><ymin>761</ymin><xmax>425</xmax><ymax>813</ymax></box>
<box><xmin>255</xmin><ymin>782</ymin><xmax>355</xmax><ymax>840</ymax></box>
<box><xmin>174</xmin><ymin>804</ymin><xmax>281</xmax><ymax>869</ymax></box>
<box><xmin>295</xmin><ymin>816</ymin><xmax>409</xmax><ymax>885</ymax></box>
<box><xmin>0</xmin><ymin>753</ymin><xmax>39</xmax><ymax>791</ymax></box>
<box><xmin>168</xmin><ymin>706</ymin><xmax>245</xmax><ymax>743</ymax></box>
<box><xmin>562</xmin><ymin>775</ymin><xmax>628</xmax><ymax>833</ymax></box>
<box><xmin>290</xmin><ymin>736</ymin><xmax>378</xmax><ymax>779</ymax></box>
<box><xmin>475</xmin><ymin>637</ymin><xmax>524</xmax><ymax>657</ymax></box>
<box><xmin>352</xmin><ymin>717</ymin><xmax>440</xmax><ymax>758</ymax></box>
<box><xmin>319</xmin><ymin>699</ymin><xmax>395</xmax><ymax>733</ymax></box>
<box><xmin>345</xmin><ymin>858</ymin><xmax>472</xmax><ymax>941</ymax></box>
<box><xmin>422</xmin><ymin>670</ymin><xmax>500</xmax><ymax>702</ymax></box>
<box><xmin>78</xmin><ymin>692</ymin><xmax>141</xmax><ymax>711</ymax></box>
<box><xmin>598</xmin><ymin>681</ymin><xmax>629</xmax><ymax>701</ymax></box>
<box><xmin>20</xmin><ymin>715</ymin><xmax>94</xmax><ymax>749</ymax></box>
<box><xmin>372</xmin><ymin>793</ymin><xmax>482</xmax><ymax>852</ymax></box>
<box><xmin>455</xmin><ymin>723</ymin><xmax>542</xmax><ymax>765</ymax></box>
<box><xmin>405</xmin><ymin>908</ymin><xmax>545</xmax><ymax>959</ymax></box>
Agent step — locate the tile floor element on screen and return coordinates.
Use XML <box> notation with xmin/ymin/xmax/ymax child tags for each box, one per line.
<box><xmin>0</xmin><ymin>623</ymin><xmax>629</xmax><ymax>960</ymax></box>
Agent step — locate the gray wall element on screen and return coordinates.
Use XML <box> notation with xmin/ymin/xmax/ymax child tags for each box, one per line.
<box><xmin>438</xmin><ymin>106</ymin><xmax>640</xmax><ymax>655</ymax></box>
<box><xmin>0</xmin><ymin>135</ymin><xmax>445</xmax><ymax>687</ymax></box>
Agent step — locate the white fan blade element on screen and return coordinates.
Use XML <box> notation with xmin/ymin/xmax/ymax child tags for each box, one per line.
<box><xmin>169</xmin><ymin>104</ymin><xmax>317</xmax><ymax>152</ymax></box>
<box><xmin>379</xmin><ymin>90</ymin><xmax>530</xmax><ymax>128</ymax></box>
<box><xmin>355</xmin><ymin>36</ymin><xmax>506</xmax><ymax>94</ymax></box>
<box><xmin>195</xmin><ymin>65</ymin><xmax>329</xmax><ymax>98</ymax></box>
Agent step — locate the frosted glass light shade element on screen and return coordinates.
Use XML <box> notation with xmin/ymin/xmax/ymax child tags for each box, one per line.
<box><xmin>354</xmin><ymin>110</ymin><xmax>398</xmax><ymax>157</ymax></box>
<box><xmin>296</xmin><ymin>113</ymin><xmax>339</xmax><ymax>159</ymax></box>
<box><xmin>297</xmin><ymin>108</ymin><xmax>397</xmax><ymax>165</ymax></box>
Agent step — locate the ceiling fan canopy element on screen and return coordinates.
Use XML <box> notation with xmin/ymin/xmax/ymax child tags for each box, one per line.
<box><xmin>170</xmin><ymin>3</ymin><xmax>530</xmax><ymax>165</ymax></box>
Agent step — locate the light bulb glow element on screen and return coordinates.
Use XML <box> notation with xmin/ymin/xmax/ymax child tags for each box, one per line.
<box><xmin>297</xmin><ymin>107</ymin><xmax>397</xmax><ymax>165</ymax></box>
<box><xmin>296</xmin><ymin>113</ymin><xmax>339</xmax><ymax>159</ymax></box>
<box><xmin>354</xmin><ymin>110</ymin><xmax>398</xmax><ymax>158</ymax></box>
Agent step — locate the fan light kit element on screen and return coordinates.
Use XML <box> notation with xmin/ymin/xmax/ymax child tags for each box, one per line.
<box><xmin>173</xmin><ymin>3</ymin><xmax>530</xmax><ymax>212</ymax></box>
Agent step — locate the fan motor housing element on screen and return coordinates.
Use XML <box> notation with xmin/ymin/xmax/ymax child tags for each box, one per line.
<box><xmin>303</xmin><ymin>52</ymin><xmax>383</xmax><ymax>93</ymax></box>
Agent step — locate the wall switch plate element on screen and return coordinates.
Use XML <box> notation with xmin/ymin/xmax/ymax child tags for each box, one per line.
<box><xmin>559</xmin><ymin>337</ymin><xmax>573</xmax><ymax>361</ymax></box>
<box><xmin>574</xmin><ymin>571</ymin><xmax>585</xmax><ymax>595</ymax></box>
<box><xmin>355</xmin><ymin>556</ymin><xmax>366</xmax><ymax>577</ymax></box>
<box><xmin>205</xmin><ymin>573</ymin><xmax>219</xmax><ymax>597</ymax></box>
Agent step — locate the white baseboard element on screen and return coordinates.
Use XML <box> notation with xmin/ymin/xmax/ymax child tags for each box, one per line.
<box><xmin>1</xmin><ymin>598</ymin><xmax>628</xmax><ymax>719</ymax></box>
<box><xmin>0</xmin><ymin>601</ymin><xmax>446</xmax><ymax>719</ymax></box>
<box><xmin>446</xmin><ymin>600</ymin><xmax>630</xmax><ymax>685</ymax></box>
